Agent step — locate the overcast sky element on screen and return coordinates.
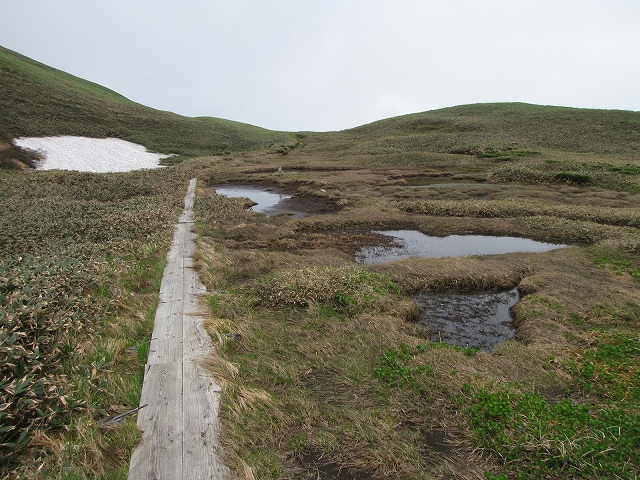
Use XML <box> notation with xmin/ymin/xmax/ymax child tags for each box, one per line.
<box><xmin>1</xmin><ymin>1</ymin><xmax>639</xmax><ymax>132</ymax></box>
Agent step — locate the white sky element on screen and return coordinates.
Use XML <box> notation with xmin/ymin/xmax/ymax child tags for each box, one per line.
<box><xmin>1</xmin><ymin>1</ymin><xmax>639</xmax><ymax>132</ymax></box>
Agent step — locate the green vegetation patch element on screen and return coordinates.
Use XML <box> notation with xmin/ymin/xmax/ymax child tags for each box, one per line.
<box><xmin>553</xmin><ymin>172</ymin><xmax>592</xmax><ymax>185</ymax></box>
<box><xmin>0</xmin><ymin>255</ymin><xmax>102</xmax><ymax>456</ymax></box>
<box><xmin>469</xmin><ymin>386</ymin><xmax>639</xmax><ymax>479</ymax></box>
<box><xmin>342</xmin><ymin>103</ymin><xmax>640</xmax><ymax>155</ymax></box>
<box><xmin>0</xmin><ymin>166</ymin><xmax>189</xmax><ymax>477</ymax></box>
<box><xmin>0</xmin><ymin>169</ymin><xmax>186</xmax><ymax>257</ymax></box>
<box><xmin>400</xmin><ymin>198</ymin><xmax>640</xmax><ymax>230</ymax></box>
<box><xmin>470</xmin><ymin>331</ymin><xmax>640</xmax><ymax>479</ymax></box>
<box><xmin>374</xmin><ymin>344</ymin><xmax>433</xmax><ymax>388</ymax></box>
<box><xmin>490</xmin><ymin>162</ymin><xmax>640</xmax><ymax>193</ymax></box>
<box><xmin>476</xmin><ymin>146</ymin><xmax>542</xmax><ymax>162</ymax></box>
<box><xmin>563</xmin><ymin>332</ymin><xmax>640</xmax><ymax>402</ymax></box>
<box><xmin>594</xmin><ymin>251</ymin><xmax>640</xmax><ymax>278</ymax></box>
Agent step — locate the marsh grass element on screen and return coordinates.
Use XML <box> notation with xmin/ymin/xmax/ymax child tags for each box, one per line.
<box><xmin>0</xmin><ymin>167</ymin><xmax>192</xmax><ymax>478</ymax></box>
<box><xmin>1</xmin><ymin>147</ymin><xmax>637</xmax><ymax>478</ymax></box>
<box><xmin>400</xmin><ymin>198</ymin><xmax>640</xmax><ymax>230</ymax></box>
<box><xmin>3</xmin><ymin>139</ymin><xmax>637</xmax><ymax>477</ymax></box>
<box><xmin>195</xmin><ymin>142</ymin><xmax>640</xmax><ymax>479</ymax></box>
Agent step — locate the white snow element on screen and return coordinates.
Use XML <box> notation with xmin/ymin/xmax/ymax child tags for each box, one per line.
<box><xmin>12</xmin><ymin>136</ymin><xmax>174</xmax><ymax>173</ymax></box>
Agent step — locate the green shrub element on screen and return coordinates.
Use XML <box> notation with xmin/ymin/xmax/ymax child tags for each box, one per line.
<box><xmin>469</xmin><ymin>386</ymin><xmax>640</xmax><ymax>478</ymax></box>
<box><xmin>0</xmin><ymin>255</ymin><xmax>104</xmax><ymax>460</ymax></box>
<box><xmin>469</xmin><ymin>332</ymin><xmax>640</xmax><ymax>478</ymax></box>
<box><xmin>374</xmin><ymin>344</ymin><xmax>432</xmax><ymax>388</ymax></box>
<box><xmin>563</xmin><ymin>332</ymin><xmax>640</xmax><ymax>401</ymax></box>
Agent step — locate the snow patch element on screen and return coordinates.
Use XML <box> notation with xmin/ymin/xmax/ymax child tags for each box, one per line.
<box><xmin>12</xmin><ymin>136</ymin><xmax>174</xmax><ymax>173</ymax></box>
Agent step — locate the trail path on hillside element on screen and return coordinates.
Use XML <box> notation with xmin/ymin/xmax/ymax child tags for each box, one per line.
<box><xmin>128</xmin><ymin>178</ymin><xmax>228</xmax><ymax>480</ymax></box>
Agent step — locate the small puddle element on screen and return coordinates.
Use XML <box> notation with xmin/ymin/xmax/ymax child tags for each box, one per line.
<box><xmin>212</xmin><ymin>184</ymin><xmax>339</xmax><ymax>218</ymax></box>
<box><xmin>213</xmin><ymin>185</ymin><xmax>292</xmax><ymax>216</ymax></box>
<box><xmin>292</xmin><ymin>448</ymin><xmax>375</xmax><ymax>480</ymax></box>
<box><xmin>355</xmin><ymin>230</ymin><xmax>568</xmax><ymax>264</ymax></box>
<box><xmin>414</xmin><ymin>288</ymin><xmax>519</xmax><ymax>352</ymax></box>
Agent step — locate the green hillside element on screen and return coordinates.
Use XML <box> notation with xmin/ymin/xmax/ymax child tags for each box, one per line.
<box><xmin>305</xmin><ymin>102</ymin><xmax>640</xmax><ymax>157</ymax></box>
<box><xmin>3</xmin><ymin>43</ymin><xmax>639</xmax><ymax>166</ymax></box>
<box><xmin>0</xmin><ymin>45</ymin><xmax>290</xmax><ymax>160</ymax></box>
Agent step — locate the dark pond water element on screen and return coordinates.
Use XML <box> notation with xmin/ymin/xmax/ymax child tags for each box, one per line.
<box><xmin>355</xmin><ymin>230</ymin><xmax>568</xmax><ymax>264</ymax></box>
<box><xmin>414</xmin><ymin>288</ymin><xmax>519</xmax><ymax>352</ymax></box>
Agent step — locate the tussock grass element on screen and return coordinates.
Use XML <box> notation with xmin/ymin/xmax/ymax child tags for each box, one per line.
<box><xmin>247</xmin><ymin>265</ymin><xmax>400</xmax><ymax>315</ymax></box>
<box><xmin>195</xmin><ymin>141</ymin><xmax>640</xmax><ymax>478</ymax></box>
<box><xmin>490</xmin><ymin>160</ymin><xmax>640</xmax><ymax>193</ymax></box>
<box><xmin>368</xmin><ymin>255</ymin><xmax>530</xmax><ymax>294</ymax></box>
<box><xmin>400</xmin><ymin>198</ymin><xmax>640</xmax><ymax>230</ymax></box>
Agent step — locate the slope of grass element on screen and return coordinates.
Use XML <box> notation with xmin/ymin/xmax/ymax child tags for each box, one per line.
<box><xmin>302</xmin><ymin>102</ymin><xmax>640</xmax><ymax>160</ymax></box>
<box><xmin>0</xmin><ymin>45</ymin><xmax>290</xmax><ymax>160</ymax></box>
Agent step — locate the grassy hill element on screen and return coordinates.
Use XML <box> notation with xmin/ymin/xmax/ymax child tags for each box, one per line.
<box><xmin>304</xmin><ymin>102</ymin><xmax>640</xmax><ymax>158</ymax></box>
<box><xmin>3</xmin><ymin>43</ymin><xmax>639</xmax><ymax>167</ymax></box>
<box><xmin>0</xmin><ymin>45</ymin><xmax>290</xmax><ymax>162</ymax></box>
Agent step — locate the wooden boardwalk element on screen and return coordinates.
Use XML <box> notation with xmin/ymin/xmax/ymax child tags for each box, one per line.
<box><xmin>129</xmin><ymin>178</ymin><xmax>228</xmax><ymax>480</ymax></box>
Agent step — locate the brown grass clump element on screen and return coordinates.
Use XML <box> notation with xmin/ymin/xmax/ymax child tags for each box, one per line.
<box><xmin>247</xmin><ymin>265</ymin><xmax>400</xmax><ymax>315</ymax></box>
<box><xmin>369</xmin><ymin>254</ymin><xmax>530</xmax><ymax>294</ymax></box>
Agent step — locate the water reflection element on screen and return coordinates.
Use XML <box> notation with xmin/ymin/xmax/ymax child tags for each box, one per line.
<box><xmin>414</xmin><ymin>288</ymin><xmax>519</xmax><ymax>352</ymax></box>
<box><xmin>212</xmin><ymin>185</ymin><xmax>294</xmax><ymax>217</ymax></box>
<box><xmin>355</xmin><ymin>230</ymin><xmax>568</xmax><ymax>264</ymax></box>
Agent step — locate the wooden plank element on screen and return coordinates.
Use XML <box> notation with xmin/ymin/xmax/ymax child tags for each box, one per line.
<box><xmin>147</xmin><ymin>285</ymin><xmax>183</xmax><ymax>365</ymax></box>
<box><xmin>182</xmin><ymin>362</ymin><xmax>226</xmax><ymax>478</ymax></box>
<box><xmin>146</xmin><ymin>303</ymin><xmax>183</xmax><ymax>364</ymax></box>
<box><xmin>128</xmin><ymin>363</ymin><xmax>183</xmax><ymax>479</ymax></box>
<box><xmin>183</xmin><ymin>311</ymin><xmax>214</xmax><ymax>363</ymax></box>
<box><xmin>147</xmin><ymin>221</ymin><xmax>185</xmax><ymax>365</ymax></box>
